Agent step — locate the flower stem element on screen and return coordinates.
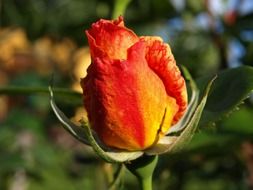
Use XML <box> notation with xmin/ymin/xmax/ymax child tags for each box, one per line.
<box><xmin>0</xmin><ymin>86</ymin><xmax>81</xmax><ymax>96</ymax></box>
<box><xmin>139</xmin><ymin>176</ymin><xmax>153</xmax><ymax>190</ymax></box>
<box><xmin>0</xmin><ymin>86</ymin><xmax>82</xmax><ymax>105</ymax></box>
<box><xmin>112</xmin><ymin>0</ymin><xmax>131</xmax><ymax>19</ymax></box>
<box><xmin>125</xmin><ymin>155</ymin><xmax>158</xmax><ymax>190</ymax></box>
<box><xmin>108</xmin><ymin>164</ymin><xmax>124</xmax><ymax>190</ymax></box>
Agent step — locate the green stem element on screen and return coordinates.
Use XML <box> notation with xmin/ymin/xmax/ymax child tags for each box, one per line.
<box><xmin>139</xmin><ymin>176</ymin><xmax>153</xmax><ymax>190</ymax></box>
<box><xmin>109</xmin><ymin>164</ymin><xmax>124</xmax><ymax>190</ymax></box>
<box><xmin>112</xmin><ymin>0</ymin><xmax>131</xmax><ymax>19</ymax></box>
<box><xmin>125</xmin><ymin>155</ymin><xmax>158</xmax><ymax>190</ymax></box>
<box><xmin>0</xmin><ymin>86</ymin><xmax>81</xmax><ymax>96</ymax></box>
<box><xmin>0</xmin><ymin>86</ymin><xmax>82</xmax><ymax>105</ymax></box>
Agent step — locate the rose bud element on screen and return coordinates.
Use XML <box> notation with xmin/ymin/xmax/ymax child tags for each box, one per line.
<box><xmin>81</xmin><ymin>16</ymin><xmax>187</xmax><ymax>151</ymax></box>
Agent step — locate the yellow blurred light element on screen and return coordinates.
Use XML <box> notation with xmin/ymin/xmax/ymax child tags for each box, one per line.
<box><xmin>71</xmin><ymin>47</ymin><xmax>91</xmax><ymax>92</ymax></box>
<box><xmin>0</xmin><ymin>28</ymin><xmax>30</xmax><ymax>69</ymax></box>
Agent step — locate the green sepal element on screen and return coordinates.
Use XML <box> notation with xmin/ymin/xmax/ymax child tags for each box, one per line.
<box><xmin>50</xmin><ymin>86</ymin><xmax>143</xmax><ymax>163</ymax></box>
<box><xmin>49</xmin><ymin>86</ymin><xmax>90</xmax><ymax>145</ymax></box>
<box><xmin>80</xmin><ymin>120</ymin><xmax>143</xmax><ymax>163</ymax></box>
<box><xmin>167</xmin><ymin>66</ymin><xmax>199</xmax><ymax>134</ymax></box>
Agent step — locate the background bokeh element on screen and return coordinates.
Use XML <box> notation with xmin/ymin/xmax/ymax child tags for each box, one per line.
<box><xmin>0</xmin><ymin>0</ymin><xmax>253</xmax><ymax>189</ymax></box>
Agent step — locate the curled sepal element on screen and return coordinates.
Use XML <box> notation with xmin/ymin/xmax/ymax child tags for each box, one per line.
<box><xmin>145</xmin><ymin>76</ymin><xmax>216</xmax><ymax>155</ymax></box>
<box><xmin>49</xmin><ymin>86</ymin><xmax>143</xmax><ymax>163</ymax></box>
<box><xmin>80</xmin><ymin>120</ymin><xmax>143</xmax><ymax>163</ymax></box>
<box><xmin>49</xmin><ymin>86</ymin><xmax>90</xmax><ymax>145</ymax></box>
<box><xmin>167</xmin><ymin>66</ymin><xmax>199</xmax><ymax>134</ymax></box>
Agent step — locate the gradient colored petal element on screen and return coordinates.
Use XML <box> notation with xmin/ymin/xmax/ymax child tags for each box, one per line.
<box><xmin>81</xmin><ymin>41</ymin><xmax>178</xmax><ymax>150</ymax></box>
<box><xmin>141</xmin><ymin>36</ymin><xmax>188</xmax><ymax>123</ymax></box>
<box><xmin>86</xmin><ymin>16</ymin><xmax>138</xmax><ymax>60</ymax></box>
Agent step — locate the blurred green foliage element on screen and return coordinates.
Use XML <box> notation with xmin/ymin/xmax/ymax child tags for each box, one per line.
<box><xmin>1</xmin><ymin>0</ymin><xmax>253</xmax><ymax>190</ymax></box>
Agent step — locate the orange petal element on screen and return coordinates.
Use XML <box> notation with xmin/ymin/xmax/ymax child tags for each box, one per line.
<box><xmin>141</xmin><ymin>36</ymin><xmax>188</xmax><ymax>123</ymax></box>
<box><xmin>85</xmin><ymin>16</ymin><xmax>138</xmax><ymax>60</ymax></box>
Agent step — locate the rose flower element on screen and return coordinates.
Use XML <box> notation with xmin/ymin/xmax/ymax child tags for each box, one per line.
<box><xmin>81</xmin><ymin>16</ymin><xmax>187</xmax><ymax>151</ymax></box>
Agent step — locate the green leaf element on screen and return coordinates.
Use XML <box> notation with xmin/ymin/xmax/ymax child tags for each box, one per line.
<box><xmin>220</xmin><ymin>106</ymin><xmax>253</xmax><ymax>136</ymax></box>
<box><xmin>198</xmin><ymin>66</ymin><xmax>253</xmax><ymax>127</ymax></box>
<box><xmin>185</xmin><ymin>131</ymin><xmax>238</xmax><ymax>153</ymax></box>
<box><xmin>146</xmin><ymin>77</ymin><xmax>216</xmax><ymax>155</ymax></box>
